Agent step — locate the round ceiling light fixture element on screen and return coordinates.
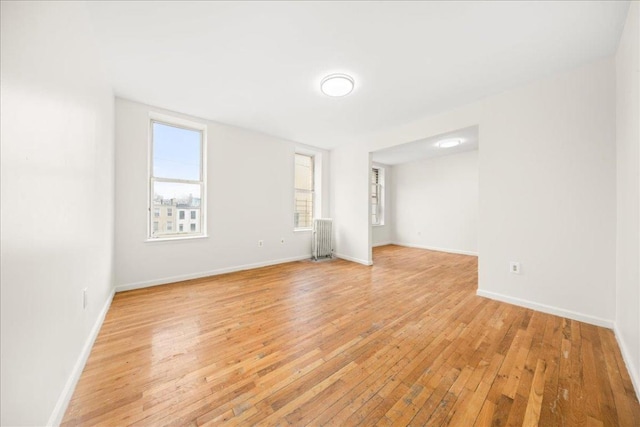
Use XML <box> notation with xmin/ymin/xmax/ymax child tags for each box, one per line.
<box><xmin>320</xmin><ymin>73</ymin><xmax>355</xmax><ymax>97</ymax></box>
<box><xmin>437</xmin><ymin>138</ymin><xmax>462</xmax><ymax>148</ymax></box>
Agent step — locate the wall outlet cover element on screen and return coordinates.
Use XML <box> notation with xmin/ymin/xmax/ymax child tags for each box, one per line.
<box><xmin>509</xmin><ymin>262</ymin><xmax>521</xmax><ymax>275</ymax></box>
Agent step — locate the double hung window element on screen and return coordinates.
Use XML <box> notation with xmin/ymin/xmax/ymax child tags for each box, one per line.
<box><xmin>371</xmin><ymin>167</ymin><xmax>384</xmax><ymax>226</ymax></box>
<box><xmin>294</xmin><ymin>153</ymin><xmax>314</xmax><ymax>230</ymax></box>
<box><xmin>149</xmin><ymin>116</ymin><xmax>206</xmax><ymax>239</ymax></box>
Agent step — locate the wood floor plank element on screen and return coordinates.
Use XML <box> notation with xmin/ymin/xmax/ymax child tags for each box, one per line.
<box><xmin>474</xmin><ymin>400</ymin><xmax>496</xmax><ymax>427</ymax></box>
<box><xmin>61</xmin><ymin>245</ymin><xmax>640</xmax><ymax>426</ymax></box>
<box><xmin>598</xmin><ymin>328</ymin><xmax>638</xmax><ymax>426</ymax></box>
<box><xmin>522</xmin><ymin>358</ymin><xmax>547</xmax><ymax>426</ymax></box>
<box><xmin>539</xmin><ymin>314</ymin><xmax>563</xmax><ymax>426</ymax></box>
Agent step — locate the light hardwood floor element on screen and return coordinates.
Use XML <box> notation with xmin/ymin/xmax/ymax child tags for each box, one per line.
<box><xmin>63</xmin><ymin>245</ymin><xmax>640</xmax><ymax>426</ymax></box>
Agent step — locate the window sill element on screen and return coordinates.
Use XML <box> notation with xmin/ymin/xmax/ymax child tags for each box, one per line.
<box><xmin>294</xmin><ymin>228</ymin><xmax>312</xmax><ymax>232</ymax></box>
<box><xmin>372</xmin><ymin>224</ymin><xmax>385</xmax><ymax>227</ymax></box>
<box><xmin>145</xmin><ymin>234</ymin><xmax>208</xmax><ymax>243</ymax></box>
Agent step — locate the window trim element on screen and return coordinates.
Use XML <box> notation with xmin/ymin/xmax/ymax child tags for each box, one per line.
<box><xmin>146</xmin><ymin>112</ymin><xmax>208</xmax><ymax>242</ymax></box>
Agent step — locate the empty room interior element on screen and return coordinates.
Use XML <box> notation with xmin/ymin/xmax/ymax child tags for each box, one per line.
<box><xmin>1</xmin><ymin>1</ymin><xmax>640</xmax><ymax>426</ymax></box>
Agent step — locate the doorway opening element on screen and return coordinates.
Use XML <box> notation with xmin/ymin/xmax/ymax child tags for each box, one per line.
<box><xmin>369</xmin><ymin>125</ymin><xmax>479</xmax><ymax>264</ymax></box>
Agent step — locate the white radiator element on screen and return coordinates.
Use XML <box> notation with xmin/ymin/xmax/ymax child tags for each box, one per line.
<box><xmin>312</xmin><ymin>219</ymin><xmax>333</xmax><ymax>260</ymax></box>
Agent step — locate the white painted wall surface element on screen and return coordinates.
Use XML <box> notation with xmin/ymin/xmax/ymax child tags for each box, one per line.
<box><xmin>0</xmin><ymin>2</ymin><xmax>115</xmax><ymax>425</ymax></box>
<box><xmin>615</xmin><ymin>1</ymin><xmax>640</xmax><ymax>396</ymax></box>
<box><xmin>372</xmin><ymin>163</ymin><xmax>393</xmax><ymax>247</ymax></box>
<box><xmin>476</xmin><ymin>58</ymin><xmax>616</xmax><ymax>327</ymax></box>
<box><xmin>114</xmin><ymin>98</ymin><xmax>330</xmax><ymax>289</ymax></box>
<box><xmin>332</xmin><ymin>57</ymin><xmax>616</xmax><ymax>326</ymax></box>
<box><xmin>392</xmin><ymin>151</ymin><xmax>478</xmax><ymax>255</ymax></box>
<box><xmin>330</xmin><ymin>143</ymin><xmax>372</xmax><ymax>265</ymax></box>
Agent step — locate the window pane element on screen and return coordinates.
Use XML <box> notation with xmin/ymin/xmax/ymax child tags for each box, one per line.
<box><xmin>152</xmin><ymin>182</ymin><xmax>202</xmax><ymax>236</ymax></box>
<box><xmin>295</xmin><ymin>190</ymin><xmax>313</xmax><ymax>229</ymax></box>
<box><xmin>153</xmin><ymin>182</ymin><xmax>201</xmax><ymax>205</ymax></box>
<box><xmin>153</xmin><ymin>122</ymin><xmax>201</xmax><ymax>181</ymax></box>
<box><xmin>371</xmin><ymin>167</ymin><xmax>383</xmax><ymax>226</ymax></box>
<box><xmin>295</xmin><ymin>154</ymin><xmax>313</xmax><ymax>191</ymax></box>
<box><xmin>294</xmin><ymin>153</ymin><xmax>314</xmax><ymax>229</ymax></box>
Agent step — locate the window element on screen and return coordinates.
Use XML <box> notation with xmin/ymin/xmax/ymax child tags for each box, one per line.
<box><xmin>372</xmin><ymin>166</ymin><xmax>385</xmax><ymax>226</ymax></box>
<box><xmin>179</xmin><ymin>224</ymin><xmax>184</xmax><ymax>232</ymax></box>
<box><xmin>294</xmin><ymin>153</ymin><xmax>314</xmax><ymax>229</ymax></box>
<box><xmin>190</xmin><ymin>210</ymin><xmax>196</xmax><ymax>220</ymax></box>
<box><xmin>149</xmin><ymin>116</ymin><xmax>206</xmax><ymax>239</ymax></box>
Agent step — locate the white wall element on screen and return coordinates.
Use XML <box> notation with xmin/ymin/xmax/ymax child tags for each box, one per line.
<box><xmin>332</xmin><ymin>57</ymin><xmax>616</xmax><ymax>326</ymax></box>
<box><xmin>330</xmin><ymin>143</ymin><xmax>372</xmax><ymax>264</ymax></box>
<box><xmin>115</xmin><ymin>98</ymin><xmax>330</xmax><ymax>289</ymax></box>
<box><xmin>392</xmin><ymin>151</ymin><xmax>478</xmax><ymax>255</ymax></box>
<box><xmin>0</xmin><ymin>2</ymin><xmax>115</xmax><ymax>425</ymax></box>
<box><xmin>477</xmin><ymin>58</ymin><xmax>616</xmax><ymax>327</ymax></box>
<box><xmin>372</xmin><ymin>163</ymin><xmax>393</xmax><ymax>246</ymax></box>
<box><xmin>615</xmin><ymin>1</ymin><xmax>640</xmax><ymax>396</ymax></box>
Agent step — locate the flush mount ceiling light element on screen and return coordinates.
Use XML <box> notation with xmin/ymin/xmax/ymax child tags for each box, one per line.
<box><xmin>437</xmin><ymin>138</ymin><xmax>462</xmax><ymax>148</ymax></box>
<box><xmin>320</xmin><ymin>74</ymin><xmax>355</xmax><ymax>97</ymax></box>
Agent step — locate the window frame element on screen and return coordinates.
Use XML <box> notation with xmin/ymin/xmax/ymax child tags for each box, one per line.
<box><xmin>371</xmin><ymin>165</ymin><xmax>385</xmax><ymax>226</ymax></box>
<box><xmin>294</xmin><ymin>152</ymin><xmax>315</xmax><ymax>231</ymax></box>
<box><xmin>147</xmin><ymin>112</ymin><xmax>208</xmax><ymax>242</ymax></box>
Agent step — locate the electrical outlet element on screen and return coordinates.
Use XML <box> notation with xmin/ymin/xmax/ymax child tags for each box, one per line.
<box><xmin>82</xmin><ymin>288</ymin><xmax>88</xmax><ymax>309</ymax></box>
<box><xmin>509</xmin><ymin>262</ymin><xmax>521</xmax><ymax>275</ymax></box>
<box><xmin>258</xmin><ymin>240</ymin><xmax>263</xmax><ymax>247</ymax></box>
<box><xmin>280</xmin><ymin>238</ymin><xmax>285</xmax><ymax>244</ymax></box>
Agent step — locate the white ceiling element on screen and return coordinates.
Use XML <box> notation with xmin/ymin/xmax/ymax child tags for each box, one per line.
<box><xmin>86</xmin><ymin>1</ymin><xmax>629</xmax><ymax>149</ymax></box>
<box><xmin>372</xmin><ymin>126</ymin><xmax>478</xmax><ymax>165</ymax></box>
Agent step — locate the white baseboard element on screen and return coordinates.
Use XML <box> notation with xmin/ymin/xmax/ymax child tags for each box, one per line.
<box><xmin>115</xmin><ymin>254</ymin><xmax>312</xmax><ymax>292</ymax></box>
<box><xmin>47</xmin><ymin>288</ymin><xmax>115</xmax><ymax>426</ymax></box>
<box><xmin>372</xmin><ymin>241</ymin><xmax>393</xmax><ymax>247</ymax></box>
<box><xmin>335</xmin><ymin>253</ymin><xmax>373</xmax><ymax>266</ymax></box>
<box><xmin>614</xmin><ymin>324</ymin><xmax>640</xmax><ymax>400</ymax></box>
<box><xmin>476</xmin><ymin>289</ymin><xmax>614</xmax><ymax>329</ymax></box>
<box><xmin>392</xmin><ymin>242</ymin><xmax>478</xmax><ymax>257</ymax></box>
